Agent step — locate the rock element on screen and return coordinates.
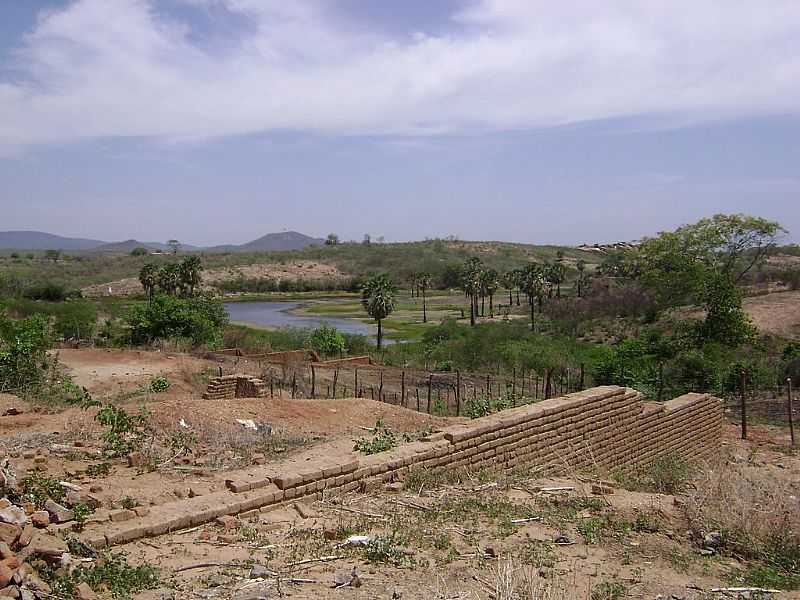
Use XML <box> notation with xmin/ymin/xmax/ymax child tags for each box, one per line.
<box><xmin>134</xmin><ymin>507</ymin><xmax>150</xmax><ymax>518</ymax></box>
<box><xmin>109</xmin><ymin>509</ymin><xmax>136</xmax><ymax>523</ymax></box>
<box><xmin>44</xmin><ymin>500</ymin><xmax>73</xmax><ymax>524</ymax></box>
<box><xmin>22</xmin><ymin>573</ymin><xmax>50</xmax><ymax>594</ymax></box>
<box><xmin>0</xmin><ymin>563</ymin><xmax>12</xmax><ymax>588</ymax></box>
<box><xmin>216</xmin><ymin>534</ymin><xmax>237</xmax><ymax>544</ymax></box>
<box><xmin>89</xmin><ymin>485</ymin><xmax>103</xmax><ymax>494</ymax></box>
<box><xmin>1</xmin><ymin>558</ymin><xmax>19</xmax><ymax>571</ymax></box>
<box><xmin>0</xmin><ymin>525</ymin><xmax>20</xmax><ymax>546</ymax></box>
<box><xmin>0</xmin><ymin>543</ymin><xmax>11</xmax><ymax>559</ymax></box>
<box><xmin>699</xmin><ymin>548</ymin><xmax>715</xmax><ymax>556</ymax></box>
<box><xmin>484</xmin><ymin>545</ymin><xmax>498</xmax><ymax>558</ymax></box>
<box><xmin>293</xmin><ymin>502</ymin><xmax>318</xmax><ymax>520</ymax></box>
<box><xmin>127</xmin><ymin>452</ymin><xmax>144</xmax><ymax>468</ymax></box>
<box><xmin>384</xmin><ymin>482</ymin><xmax>404</xmax><ymax>493</ymax></box>
<box><xmin>703</xmin><ymin>531</ymin><xmax>722</xmax><ymax>550</ymax></box>
<box><xmin>249</xmin><ymin>564</ymin><xmax>272</xmax><ymax>579</ymax></box>
<box><xmin>323</xmin><ymin>526</ymin><xmax>338</xmax><ymax>541</ymax></box>
<box><xmin>0</xmin><ymin>502</ymin><xmax>9</xmax><ymax>511</ymax></box>
<box><xmin>333</xmin><ymin>568</ymin><xmax>361</xmax><ymax>588</ymax></box>
<box><xmin>215</xmin><ymin>515</ymin><xmax>237</xmax><ymax>530</ymax></box>
<box><xmin>232</xmin><ymin>585</ymin><xmax>270</xmax><ymax>600</ymax></box>
<box><xmin>591</xmin><ymin>484</ymin><xmax>614</xmax><ymax>496</ymax></box>
<box><xmin>0</xmin><ymin>507</ymin><xmax>26</xmax><ymax>527</ymax></box>
<box><xmin>30</xmin><ymin>512</ymin><xmax>49</xmax><ymax>528</ymax></box>
<box><xmin>0</xmin><ymin>584</ymin><xmax>20</xmax><ymax>599</ymax></box>
<box><xmin>65</xmin><ymin>492</ymin><xmax>102</xmax><ymax>511</ymax></box>
<box><xmin>74</xmin><ymin>582</ymin><xmax>99</xmax><ymax>600</ymax></box>
<box><xmin>27</xmin><ymin>533</ymin><xmax>68</xmax><ymax>560</ymax></box>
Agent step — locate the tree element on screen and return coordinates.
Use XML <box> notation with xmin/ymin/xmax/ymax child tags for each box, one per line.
<box><xmin>638</xmin><ymin>213</ymin><xmax>784</xmax><ymax>345</ymax></box>
<box><xmin>308</xmin><ymin>324</ymin><xmax>346</xmax><ymax>358</ymax></box>
<box><xmin>417</xmin><ymin>272</ymin><xmax>432</xmax><ymax>323</ymax></box>
<box><xmin>545</xmin><ymin>262</ymin><xmax>566</xmax><ymax>298</ymax></box>
<box><xmin>519</xmin><ymin>264</ymin><xmax>546</xmax><ymax>331</ymax></box>
<box><xmin>361</xmin><ymin>274</ymin><xmax>396</xmax><ymax>350</ymax></box>
<box><xmin>179</xmin><ymin>256</ymin><xmax>203</xmax><ymax>297</ymax></box>
<box><xmin>576</xmin><ymin>260</ymin><xmax>589</xmax><ymax>298</ymax></box>
<box><xmin>0</xmin><ymin>312</ymin><xmax>51</xmax><ymax>392</ymax></box>
<box><xmin>138</xmin><ymin>263</ymin><xmax>159</xmax><ymax>303</ymax></box>
<box><xmin>44</xmin><ymin>249</ymin><xmax>61</xmax><ymax>262</ymax></box>
<box><xmin>362</xmin><ymin>234</ymin><xmax>371</xmax><ymax>246</ymax></box>
<box><xmin>157</xmin><ymin>264</ymin><xmax>181</xmax><ymax>296</ymax></box>
<box><xmin>481</xmin><ymin>269</ymin><xmax>499</xmax><ymax>318</ymax></box>
<box><xmin>325</xmin><ymin>234</ymin><xmax>339</xmax><ymax>246</ymax></box>
<box><xmin>167</xmin><ymin>239</ymin><xmax>181</xmax><ymax>255</ymax></box>
<box><xmin>130</xmin><ymin>246</ymin><xmax>149</xmax><ymax>257</ymax></box>
<box><xmin>126</xmin><ymin>294</ymin><xmax>228</xmax><ymax>347</ymax></box>
<box><xmin>460</xmin><ymin>258</ymin><xmax>483</xmax><ymax>326</ymax></box>
<box><xmin>502</xmin><ymin>271</ymin><xmax>516</xmax><ymax>306</ymax></box>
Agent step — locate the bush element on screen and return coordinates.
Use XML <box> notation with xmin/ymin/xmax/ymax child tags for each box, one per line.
<box><xmin>23</xmin><ymin>282</ymin><xmax>69</xmax><ymax>301</ymax></box>
<box><xmin>353</xmin><ymin>420</ymin><xmax>397</xmax><ymax>454</ymax></box>
<box><xmin>149</xmin><ymin>376</ymin><xmax>170</xmax><ymax>393</ymax></box>
<box><xmin>0</xmin><ymin>312</ymin><xmax>50</xmax><ymax>392</ymax></box>
<box><xmin>126</xmin><ymin>294</ymin><xmax>228</xmax><ymax>347</ymax></box>
<box><xmin>307</xmin><ymin>324</ymin><xmax>345</xmax><ymax>358</ymax></box>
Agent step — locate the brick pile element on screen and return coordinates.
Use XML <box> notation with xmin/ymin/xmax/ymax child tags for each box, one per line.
<box><xmin>202</xmin><ymin>375</ymin><xmax>269</xmax><ymax>400</ymax></box>
<box><xmin>80</xmin><ymin>386</ymin><xmax>723</xmax><ymax>549</ymax></box>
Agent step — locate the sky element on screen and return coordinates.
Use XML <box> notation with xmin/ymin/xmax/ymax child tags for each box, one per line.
<box><xmin>1</xmin><ymin>0</ymin><xmax>799</xmax><ymax>246</ymax></box>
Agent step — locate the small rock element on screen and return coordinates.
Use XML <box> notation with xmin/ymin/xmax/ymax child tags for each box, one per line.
<box><xmin>703</xmin><ymin>531</ymin><xmax>722</xmax><ymax>550</ymax></box>
<box><xmin>216</xmin><ymin>534</ymin><xmax>237</xmax><ymax>544</ymax></box>
<box><xmin>249</xmin><ymin>564</ymin><xmax>272</xmax><ymax>579</ymax></box>
<box><xmin>17</xmin><ymin>525</ymin><xmax>33</xmax><ymax>548</ymax></box>
<box><xmin>134</xmin><ymin>507</ymin><xmax>150</xmax><ymax>518</ymax></box>
<box><xmin>0</xmin><ymin>501</ymin><xmax>9</xmax><ymax>511</ymax></box>
<box><xmin>0</xmin><ymin>542</ymin><xmax>12</xmax><ymax>559</ymax></box>
<box><xmin>0</xmin><ymin>507</ymin><xmax>27</xmax><ymax>527</ymax></box>
<box><xmin>232</xmin><ymin>585</ymin><xmax>270</xmax><ymax>600</ymax></box>
<box><xmin>74</xmin><ymin>582</ymin><xmax>99</xmax><ymax>600</ymax></box>
<box><xmin>0</xmin><ymin>584</ymin><xmax>20</xmax><ymax>599</ymax></box>
<box><xmin>30</xmin><ymin>512</ymin><xmax>49</xmax><ymax>528</ymax></box>
<box><xmin>699</xmin><ymin>548</ymin><xmax>715</xmax><ymax>556</ymax></box>
<box><xmin>591</xmin><ymin>484</ymin><xmax>614</xmax><ymax>496</ymax></box>
<box><xmin>215</xmin><ymin>515</ymin><xmax>237</xmax><ymax>530</ymax></box>
<box><xmin>44</xmin><ymin>500</ymin><xmax>73</xmax><ymax>524</ymax></box>
<box><xmin>323</xmin><ymin>526</ymin><xmax>338</xmax><ymax>541</ymax></box>
<box><xmin>384</xmin><ymin>482</ymin><xmax>404</xmax><ymax>493</ymax></box>
<box><xmin>109</xmin><ymin>509</ymin><xmax>136</xmax><ymax>523</ymax></box>
<box><xmin>484</xmin><ymin>545</ymin><xmax>498</xmax><ymax>558</ymax></box>
<box><xmin>27</xmin><ymin>533</ymin><xmax>68</xmax><ymax>561</ymax></box>
<box><xmin>0</xmin><ymin>564</ymin><xmax>13</xmax><ymax>589</ymax></box>
<box><xmin>89</xmin><ymin>485</ymin><xmax>103</xmax><ymax>494</ymax></box>
<box><xmin>293</xmin><ymin>502</ymin><xmax>318</xmax><ymax>520</ymax></box>
<box><xmin>0</xmin><ymin>525</ymin><xmax>20</xmax><ymax>546</ymax></box>
<box><xmin>127</xmin><ymin>452</ymin><xmax>144</xmax><ymax>468</ymax></box>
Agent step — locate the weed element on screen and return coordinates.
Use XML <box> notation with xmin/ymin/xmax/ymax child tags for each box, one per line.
<box><xmin>730</xmin><ymin>564</ymin><xmax>800</xmax><ymax>591</ymax></box>
<box><xmin>71</xmin><ymin>502</ymin><xmax>94</xmax><ymax>529</ymax></box>
<box><xmin>149</xmin><ymin>376</ymin><xmax>170</xmax><ymax>393</ymax></box>
<box><xmin>45</xmin><ymin>551</ymin><xmax>159</xmax><ymax>600</ymax></box>
<box><xmin>353</xmin><ymin>419</ymin><xmax>397</xmax><ymax>455</ymax></box>
<box><xmin>91</xmin><ymin>403</ymin><xmax>151</xmax><ymax>458</ymax></box>
<box><xmin>613</xmin><ymin>453</ymin><xmax>691</xmax><ymax>494</ymax></box>
<box><xmin>591</xmin><ymin>581</ymin><xmax>627</xmax><ymax>600</ymax></box>
<box><xmin>86</xmin><ymin>462</ymin><xmax>112</xmax><ymax>477</ymax></box>
<box><xmin>14</xmin><ymin>472</ymin><xmax>65</xmax><ymax>508</ymax></box>
<box><xmin>521</xmin><ymin>540</ymin><xmax>556</xmax><ymax>568</ymax></box>
<box><xmin>119</xmin><ymin>496</ymin><xmax>138</xmax><ymax>510</ymax></box>
<box><xmin>363</xmin><ymin>533</ymin><xmax>415</xmax><ymax>567</ymax></box>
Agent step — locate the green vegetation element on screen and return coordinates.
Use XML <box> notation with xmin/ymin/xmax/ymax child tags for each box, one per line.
<box><xmin>126</xmin><ymin>294</ymin><xmax>228</xmax><ymax>347</ymax></box>
<box><xmin>91</xmin><ymin>402</ymin><xmax>151</xmax><ymax>458</ymax></box>
<box><xmin>361</xmin><ymin>273</ymin><xmax>397</xmax><ymax>349</ymax></box>
<box><xmin>149</xmin><ymin>375</ymin><xmax>170</xmax><ymax>393</ymax></box>
<box><xmin>353</xmin><ymin>419</ymin><xmax>398</xmax><ymax>454</ymax></box>
<box><xmin>46</xmin><ymin>551</ymin><xmax>159</xmax><ymax>600</ymax></box>
<box><xmin>307</xmin><ymin>323</ymin><xmax>346</xmax><ymax>358</ymax></box>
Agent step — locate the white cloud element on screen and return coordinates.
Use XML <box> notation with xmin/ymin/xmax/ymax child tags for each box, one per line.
<box><xmin>1</xmin><ymin>0</ymin><xmax>799</xmax><ymax>149</ymax></box>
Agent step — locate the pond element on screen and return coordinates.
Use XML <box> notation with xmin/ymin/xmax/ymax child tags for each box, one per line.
<box><xmin>225</xmin><ymin>301</ymin><xmax>372</xmax><ymax>337</ymax></box>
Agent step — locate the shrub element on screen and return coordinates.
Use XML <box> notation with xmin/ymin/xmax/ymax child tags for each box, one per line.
<box><xmin>126</xmin><ymin>294</ymin><xmax>228</xmax><ymax>347</ymax></box>
<box><xmin>93</xmin><ymin>403</ymin><xmax>151</xmax><ymax>458</ymax></box>
<box><xmin>0</xmin><ymin>312</ymin><xmax>50</xmax><ymax>392</ymax></box>
<box><xmin>23</xmin><ymin>282</ymin><xmax>69</xmax><ymax>301</ymax></box>
<box><xmin>47</xmin><ymin>551</ymin><xmax>159</xmax><ymax>600</ymax></box>
<box><xmin>307</xmin><ymin>324</ymin><xmax>346</xmax><ymax>358</ymax></box>
<box><xmin>353</xmin><ymin>419</ymin><xmax>397</xmax><ymax>455</ymax></box>
<box><xmin>149</xmin><ymin>376</ymin><xmax>170</xmax><ymax>393</ymax></box>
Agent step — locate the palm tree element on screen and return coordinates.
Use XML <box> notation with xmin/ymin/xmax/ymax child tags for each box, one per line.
<box><xmin>157</xmin><ymin>263</ymin><xmax>181</xmax><ymax>296</ymax></box>
<box><xmin>502</xmin><ymin>271</ymin><xmax>516</xmax><ymax>306</ymax></box>
<box><xmin>461</xmin><ymin>258</ymin><xmax>482</xmax><ymax>326</ymax></box>
<box><xmin>361</xmin><ymin>274</ymin><xmax>396</xmax><ymax>350</ymax></box>
<box><xmin>138</xmin><ymin>263</ymin><xmax>159</xmax><ymax>303</ymax></box>
<box><xmin>576</xmin><ymin>259</ymin><xmax>586</xmax><ymax>297</ymax></box>
<box><xmin>481</xmin><ymin>269</ymin><xmax>499</xmax><ymax>318</ymax></box>
<box><xmin>417</xmin><ymin>272</ymin><xmax>432</xmax><ymax>323</ymax></box>
<box><xmin>179</xmin><ymin>256</ymin><xmax>203</xmax><ymax>296</ymax></box>
<box><xmin>520</xmin><ymin>264</ymin><xmax>546</xmax><ymax>331</ymax></box>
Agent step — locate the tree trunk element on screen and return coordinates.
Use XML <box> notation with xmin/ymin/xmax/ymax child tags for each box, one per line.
<box><xmin>489</xmin><ymin>293</ymin><xmax>494</xmax><ymax>318</ymax></box>
<box><xmin>530</xmin><ymin>299</ymin><xmax>535</xmax><ymax>331</ymax></box>
<box><xmin>516</xmin><ymin>290</ymin><xmax>520</xmax><ymax>306</ymax></box>
<box><xmin>481</xmin><ymin>294</ymin><xmax>485</xmax><ymax>317</ymax></box>
<box><xmin>377</xmin><ymin>319</ymin><xmax>383</xmax><ymax>350</ymax></box>
<box><xmin>422</xmin><ymin>288</ymin><xmax>427</xmax><ymax>323</ymax></box>
<box><xmin>469</xmin><ymin>296</ymin><xmax>475</xmax><ymax>326</ymax></box>
<box><xmin>508</xmin><ymin>290</ymin><xmax>513</xmax><ymax>305</ymax></box>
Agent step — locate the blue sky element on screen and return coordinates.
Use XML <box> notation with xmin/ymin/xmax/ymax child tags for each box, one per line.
<box><xmin>1</xmin><ymin>1</ymin><xmax>799</xmax><ymax>246</ymax></box>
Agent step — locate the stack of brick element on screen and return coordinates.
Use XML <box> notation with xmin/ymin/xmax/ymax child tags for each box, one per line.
<box><xmin>202</xmin><ymin>375</ymin><xmax>239</xmax><ymax>399</ymax></box>
<box><xmin>82</xmin><ymin>385</ymin><xmax>723</xmax><ymax>549</ymax></box>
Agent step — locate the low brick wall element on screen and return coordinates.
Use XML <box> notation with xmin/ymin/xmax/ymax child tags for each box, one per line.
<box><xmin>316</xmin><ymin>356</ymin><xmax>372</xmax><ymax>367</ymax></box>
<box><xmin>202</xmin><ymin>375</ymin><xmax>269</xmax><ymax>399</ymax></box>
<box><xmin>83</xmin><ymin>386</ymin><xmax>723</xmax><ymax>549</ymax></box>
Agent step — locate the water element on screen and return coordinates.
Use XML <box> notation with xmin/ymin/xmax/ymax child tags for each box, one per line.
<box><xmin>225</xmin><ymin>301</ymin><xmax>372</xmax><ymax>336</ymax></box>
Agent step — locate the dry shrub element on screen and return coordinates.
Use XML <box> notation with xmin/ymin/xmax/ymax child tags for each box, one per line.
<box><xmin>492</xmin><ymin>559</ymin><xmax>582</xmax><ymax>600</ymax></box>
<box><xmin>684</xmin><ymin>460</ymin><xmax>800</xmax><ymax>572</ymax></box>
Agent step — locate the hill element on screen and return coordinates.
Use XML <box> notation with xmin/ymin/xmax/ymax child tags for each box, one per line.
<box><xmin>207</xmin><ymin>231</ymin><xmax>325</xmax><ymax>253</ymax></box>
<box><xmin>0</xmin><ymin>230</ymin><xmax>106</xmax><ymax>251</ymax></box>
<box><xmin>89</xmin><ymin>239</ymin><xmax>201</xmax><ymax>254</ymax></box>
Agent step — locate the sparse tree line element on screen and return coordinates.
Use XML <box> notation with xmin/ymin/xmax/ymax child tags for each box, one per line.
<box><xmin>138</xmin><ymin>256</ymin><xmax>203</xmax><ymax>301</ymax></box>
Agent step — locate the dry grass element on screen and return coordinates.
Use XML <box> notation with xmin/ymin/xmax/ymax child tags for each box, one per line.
<box><xmin>492</xmin><ymin>559</ymin><xmax>582</xmax><ymax>600</ymax></box>
<box><xmin>684</xmin><ymin>458</ymin><xmax>800</xmax><ymax>574</ymax></box>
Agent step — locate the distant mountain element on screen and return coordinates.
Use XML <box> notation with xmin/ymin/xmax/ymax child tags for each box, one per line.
<box><xmin>89</xmin><ymin>239</ymin><xmax>200</xmax><ymax>253</ymax></box>
<box><xmin>0</xmin><ymin>230</ymin><xmax>106</xmax><ymax>251</ymax></box>
<box><xmin>207</xmin><ymin>231</ymin><xmax>324</xmax><ymax>253</ymax></box>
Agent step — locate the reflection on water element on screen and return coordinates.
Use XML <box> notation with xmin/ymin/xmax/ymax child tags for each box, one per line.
<box><xmin>224</xmin><ymin>301</ymin><xmax>372</xmax><ymax>336</ymax></box>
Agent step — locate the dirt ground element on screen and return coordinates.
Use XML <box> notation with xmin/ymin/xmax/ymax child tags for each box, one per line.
<box><xmin>743</xmin><ymin>290</ymin><xmax>800</xmax><ymax>340</ymax></box>
<box><xmin>81</xmin><ymin>261</ymin><xmax>345</xmax><ymax>297</ymax></box>
<box><xmin>2</xmin><ymin>349</ymin><xmax>799</xmax><ymax>600</ymax></box>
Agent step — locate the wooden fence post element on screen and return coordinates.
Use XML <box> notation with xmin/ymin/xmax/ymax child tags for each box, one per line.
<box><xmin>354</xmin><ymin>368</ymin><xmax>359</xmax><ymax>397</ymax></box>
<box><xmin>310</xmin><ymin>364</ymin><xmax>316</xmax><ymax>398</ymax></box>
<box><xmin>427</xmin><ymin>374</ymin><xmax>433</xmax><ymax>413</ymax></box>
<box><xmin>379</xmin><ymin>370</ymin><xmax>384</xmax><ymax>402</ymax></box>
<box><xmin>580</xmin><ymin>363</ymin><xmax>585</xmax><ymax>390</ymax></box>
<box><xmin>486</xmin><ymin>374</ymin><xmax>490</xmax><ymax>398</ymax></box>
<box><xmin>788</xmin><ymin>377</ymin><xmax>795</xmax><ymax>447</ymax></box>
<box><xmin>332</xmin><ymin>369</ymin><xmax>339</xmax><ymax>399</ymax></box>
<box><xmin>512</xmin><ymin>367</ymin><xmax>516</xmax><ymax>400</ymax></box>
<box><xmin>416</xmin><ymin>388</ymin><xmax>420</xmax><ymax>412</ymax></box>
<box><xmin>291</xmin><ymin>373</ymin><xmax>297</xmax><ymax>399</ymax></box>
<box><xmin>740</xmin><ymin>370</ymin><xmax>748</xmax><ymax>440</ymax></box>
<box><xmin>401</xmin><ymin>371</ymin><xmax>406</xmax><ymax>407</ymax></box>
<box><xmin>456</xmin><ymin>370</ymin><xmax>462</xmax><ymax>416</ymax></box>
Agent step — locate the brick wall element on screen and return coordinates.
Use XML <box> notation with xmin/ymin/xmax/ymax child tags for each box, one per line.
<box><xmin>202</xmin><ymin>375</ymin><xmax>269</xmax><ymax>399</ymax></box>
<box><xmin>85</xmin><ymin>386</ymin><xmax>723</xmax><ymax>549</ymax></box>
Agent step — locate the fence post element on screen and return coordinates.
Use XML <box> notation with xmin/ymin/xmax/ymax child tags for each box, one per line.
<box><xmin>354</xmin><ymin>368</ymin><xmax>359</xmax><ymax>398</ymax></box>
<box><xmin>456</xmin><ymin>370</ymin><xmax>462</xmax><ymax>416</ymax></box>
<box><xmin>416</xmin><ymin>388</ymin><xmax>420</xmax><ymax>412</ymax></box>
<box><xmin>291</xmin><ymin>373</ymin><xmax>296</xmax><ymax>399</ymax></box>
<box><xmin>788</xmin><ymin>377</ymin><xmax>795</xmax><ymax>447</ymax></box>
<box><xmin>333</xmin><ymin>369</ymin><xmax>339</xmax><ymax>399</ymax></box>
<box><xmin>580</xmin><ymin>363</ymin><xmax>585</xmax><ymax>390</ymax></box>
<box><xmin>401</xmin><ymin>371</ymin><xmax>406</xmax><ymax>407</ymax></box>
<box><xmin>427</xmin><ymin>374</ymin><xmax>433</xmax><ymax>413</ymax></box>
<box><xmin>379</xmin><ymin>370</ymin><xmax>384</xmax><ymax>402</ymax></box>
<box><xmin>740</xmin><ymin>370</ymin><xmax>748</xmax><ymax>440</ymax></box>
<box><xmin>486</xmin><ymin>374</ymin><xmax>490</xmax><ymax>398</ymax></box>
<box><xmin>512</xmin><ymin>367</ymin><xmax>516</xmax><ymax>400</ymax></box>
<box><xmin>270</xmin><ymin>376</ymin><xmax>274</xmax><ymax>398</ymax></box>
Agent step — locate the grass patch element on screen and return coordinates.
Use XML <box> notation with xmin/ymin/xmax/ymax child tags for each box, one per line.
<box><xmin>44</xmin><ymin>551</ymin><xmax>159</xmax><ymax>600</ymax></box>
<box><xmin>353</xmin><ymin>419</ymin><xmax>398</xmax><ymax>455</ymax></box>
<box><xmin>613</xmin><ymin>453</ymin><xmax>692</xmax><ymax>494</ymax></box>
